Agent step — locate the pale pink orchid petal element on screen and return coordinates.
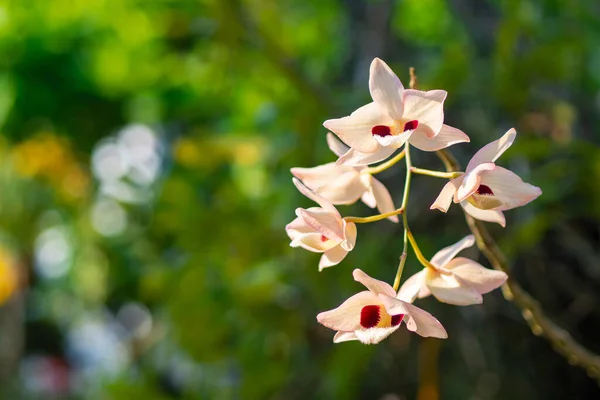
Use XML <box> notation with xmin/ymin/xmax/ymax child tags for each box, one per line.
<box><xmin>286</xmin><ymin>218</ymin><xmax>334</xmax><ymax>252</ymax></box>
<box><xmin>291</xmin><ymin>163</ymin><xmax>354</xmax><ymax>191</ymax></box>
<box><xmin>333</xmin><ymin>331</ymin><xmax>359</xmax><ymax>343</ymax></box>
<box><xmin>354</xmin><ymin>326</ymin><xmax>400</xmax><ymax>344</ymax></box>
<box><xmin>372</xmin><ymin>129</ymin><xmax>413</xmax><ymax>148</ymax></box>
<box><xmin>292</xmin><ymin>164</ymin><xmax>366</xmax><ymax>205</ymax></box>
<box><xmin>466</xmin><ymin>128</ymin><xmax>517</xmax><ymax>172</ymax></box>
<box><xmin>409</xmin><ymin>124</ymin><xmax>470</xmax><ymax>152</ymax></box>
<box><xmin>379</xmin><ymin>295</ymin><xmax>447</xmax><ymax>338</ymax></box>
<box><xmin>319</xmin><ymin>245</ymin><xmax>350</xmax><ymax>270</ymax></box>
<box><xmin>317</xmin><ymin>176</ymin><xmax>367</xmax><ymax>205</ymax></box>
<box><xmin>369</xmin><ymin>177</ymin><xmax>399</xmax><ymax>223</ymax></box>
<box><xmin>461</xmin><ymin>201</ymin><xmax>506</xmax><ymax>227</ymax></box>
<box><xmin>341</xmin><ymin>220</ymin><xmax>357</xmax><ymax>251</ymax></box>
<box><xmin>324</xmin><ymin>102</ymin><xmax>393</xmax><ymax>154</ymax></box>
<box><xmin>401</xmin><ymin>89</ymin><xmax>447</xmax><ymax>138</ymax></box>
<box><xmin>336</xmin><ymin>146</ymin><xmax>396</xmax><ymax>167</ymax></box>
<box><xmin>353</xmin><ymin>269</ymin><xmax>396</xmax><ymax>297</ymax></box>
<box><xmin>316</xmin><ymin>291</ymin><xmax>379</xmax><ymax>332</ymax></box>
<box><xmin>430</xmin><ymin>234</ymin><xmax>475</xmax><ymax>268</ymax></box>
<box><xmin>290</xmin><ymin>231</ymin><xmax>336</xmax><ymax>252</ymax></box>
<box><xmin>455</xmin><ymin>162</ymin><xmax>496</xmax><ymax>202</ymax></box>
<box><xmin>397</xmin><ymin>270</ymin><xmax>427</xmax><ymax>303</ymax></box>
<box><xmin>293</xmin><ymin>178</ymin><xmax>338</xmax><ymax>213</ymax></box>
<box><xmin>478</xmin><ymin>166</ymin><xmax>542</xmax><ymax>211</ymax></box>
<box><xmin>326</xmin><ymin>132</ymin><xmax>349</xmax><ymax>157</ymax></box>
<box><xmin>431</xmin><ymin>177</ymin><xmax>463</xmax><ymax>212</ymax></box>
<box><xmin>445</xmin><ymin>257</ymin><xmax>508</xmax><ymax>294</ymax></box>
<box><xmin>296</xmin><ymin>208</ymin><xmax>344</xmax><ymax>242</ymax></box>
<box><xmin>369</xmin><ymin>58</ymin><xmax>405</xmax><ymax>120</ymax></box>
<box><xmin>360</xmin><ymin>190</ymin><xmax>377</xmax><ymax>208</ymax></box>
<box><xmin>425</xmin><ymin>269</ymin><xmax>483</xmax><ymax>305</ymax></box>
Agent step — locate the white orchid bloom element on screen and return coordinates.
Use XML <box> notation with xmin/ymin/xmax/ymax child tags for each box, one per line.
<box><xmin>324</xmin><ymin>58</ymin><xmax>469</xmax><ymax>166</ymax></box>
<box><xmin>398</xmin><ymin>235</ymin><xmax>507</xmax><ymax>306</ymax></box>
<box><xmin>431</xmin><ymin>128</ymin><xmax>542</xmax><ymax>227</ymax></box>
<box><xmin>291</xmin><ymin>134</ymin><xmax>398</xmax><ymax>222</ymax></box>
<box><xmin>317</xmin><ymin>269</ymin><xmax>447</xmax><ymax>344</ymax></box>
<box><xmin>286</xmin><ymin>178</ymin><xmax>357</xmax><ymax>270</ymax></box>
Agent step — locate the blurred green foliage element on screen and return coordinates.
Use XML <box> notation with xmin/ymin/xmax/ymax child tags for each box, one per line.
<box><xmin>0</xmin><ymin>0</ymin><xmax>599</xmax><ymax>399</ymax></box>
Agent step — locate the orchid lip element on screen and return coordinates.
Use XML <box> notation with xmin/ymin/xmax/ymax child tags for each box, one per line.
<box><xmin>403</xmin><ymin>120</ymin><xmax>419</xmax><ymax>132</ymax></box>
<box><xmin>360</xmin><ymin>305</ymin><xmax>381</xmax><ymax>328</ymax></box>
<box><xmin>476</xmin><ymin>184</ymin><xmax>494</xmax><ymax>195</ymax></box>
<box><xmin>372</xmin><ymin>125</ymin><xmax>392</xmax><ymax>137</ymax></box>
<box><xmin>391</xmin><ymin>314</ymin><xmax>404</xmax><ymax>326</ymax></box>
<box><xmin>359</xmin><ymin>305</ymin><xmax>404</xmax><ymax>328</ymax></box>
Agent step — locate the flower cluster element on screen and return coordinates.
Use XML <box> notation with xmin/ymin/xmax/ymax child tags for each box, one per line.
<box><xmin>286</xmin><ymin>58</ymin><xmax>541</xmax><ymax>344</ymax></box>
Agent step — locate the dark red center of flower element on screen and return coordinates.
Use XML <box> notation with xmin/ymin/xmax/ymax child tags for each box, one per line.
<box><xmin>320</xmin><ymin>235</ymin><xmax>328</xmax><ymax>242</ymax></box>
<box><xmin>476</xmin><ymin>184</ymin><xmax>494</xmax><ymax>196</ymax></box>
<box><xmin>391</xmin><ymin>314</ymin><xmax>404</xmax><ymax>326</ymax></box>
<box><xmin>360</xmin><ymin>305</ymin><xmax>381</xmax><ymax>328</ymax></box>
<box><xmin>392</xmin><ymin>314</ymin><xmax>404</xmax><ymax>326</ymax></box>
<box><xmin>371</xmin><ymin>125</ymin><xmax>392</xmax><ymax>137</ymax></box>
<box><xmin>403</xmin><ymin>120</ymin><xmax>419</xmax><ymax>132</ymax></box>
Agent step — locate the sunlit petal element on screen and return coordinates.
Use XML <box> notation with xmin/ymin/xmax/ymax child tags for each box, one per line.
<box><xmin>353</xmin><ymin>269</ymin><xmax>396</xmax><ymax>297</ymax></box>
<box><xmin>397</xmin><ymin>270</ymin><xmax>427</xmax><ymax>303</ymax></box>
<box><xmin>319</xmin><ymin>245</ymin><xmax>349</xmax><ymax>270</ymax></box>
<box><xmin>455</xmin><ymin>163</ymin><xmax>496</xmax><ymax>202</ymax></box>
<box><xmin>326</xmin><ymin>132</ymin><xmax>349</xmax><ymax>158</ymax></box>
<box><xmin>324</xmin><ymin>102</ymin><xmax>393</xmax><ymax>153</ymax></box>
<box><xmin>336</xmin><ymin>146</ymin><xmax>397</xmax><ymax>167</ymax></box>
<box><xmin>461</xmin><ymin>201</ymin><xmax>506</xmax><ymax>227</ymax></box>
<box><xmin>431</xmin><ymin>177</ymin><xmax>463</xmax><ymax>212</ymax></box>
<box><xmin>466</xmin><ymin>128</ymin><xmax>517</xmax><ymax>172</ymax></box>
<box><xmin>426</xmin><ymin>269</ymin><xmax>483</xmax><ymax>305</ymax></box>
<box><xmin>296</xmin><ymin>208</ymin><xmax>344</xmax><ymax>242</ymax></box>
<box><xmin>445</xmin><ymin>257</ymin><xmax>508</xmax><ymax>294</ymax></box>
<box><xmin>293</xmin><ymin>178</ymin><xmax>339</xmax><ymax>213</ymax></box>
<box><xmin>369</xmin><ymin>177</ymin><xmax>399</xmax><ymax>223</ymax></box>
<box><xmin>333</xmin><ymin>331</ymin><xmax>359</xmax><ymax>343</ymax></box>
<box><xmin>401</xmin><ymin>89</ymin><xmax>447</xmax><ymax>138</ymax></box>
<box><xmin>479</xmin><ymin>167</ymin><xmax>542</xmax><ymax>211</ymax></box>
<box><xmin>409</xmin><ymin>124</ymin><xmax>470</xmax><ymax>152</ymax></box>
<box><xmin>379</xmin><ymin>295</ymin><xmax>447</xmax><ymax>339</ymax></box>
<box><xmin>317</xmin><ymin>291</ymin><xmax>379</xmax><ymax>331</ymax></box>
<box><xmin>430</xmin><ymin>235</ymin><xmax>475</xmax><ymax>268</ymax></box>
<box><xmin>369</xmin><ymin>58</ymin><xmax>404</xmax><ymax>120</ymax></box>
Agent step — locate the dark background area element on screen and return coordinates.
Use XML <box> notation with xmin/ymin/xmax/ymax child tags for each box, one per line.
<box><xmin>0</xmin><ymin>0</ymin><xmax>599</xmax><ymax>398</ymax></box>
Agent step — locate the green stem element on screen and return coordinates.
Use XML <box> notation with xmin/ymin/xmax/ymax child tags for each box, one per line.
<box><xmin>365</xmin><ymin>150</ymin><xmax>405</xmax><ymax>175</ymax></box>
<box><xmin>343</xmin><ymin>207</ymin><xmax>404</xmax><ymax>224</ymax></box>
<box><xmin>407</xmin><ymin>230</ymin><xmax>437</xmax><ymax>270</ymax></box>
<box><xmin>393</xmin><ymin>144</ymin><xmax>413</xmax><ymax>292</ymax></box>
<box><xmin>410</xmin><ymin>167</ymin><xmax>463</xmax><ymax>179</ymax></box>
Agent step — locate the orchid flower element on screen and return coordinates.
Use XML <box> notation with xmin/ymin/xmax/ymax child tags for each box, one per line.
<box><xmin>291</xmin><ymin>134</ymin><xmax>398</xmax><ymax>222</ymax></box>
<box><xmin>286</xmin><ymin>178</ymin><xmax>357</xmax><ymax>270</ymax></box>
<box><xmin>398</xmin><ymin>235</ymin><xmax>507</xmax><ymax>306</ymax></box>
<box><xmin>431</xmin><ymin>128</ymin><xmax>542</xmax><ymax>227</ymax></box>
<box><xmin>317</xmin><ymin>269</ymin><xmax>447</xmax><ymax>344</ymax></box>
<box><xmin>324</xmin><ymin>57</ymin><xmax>469</xmax><ymax>166</ymax></box>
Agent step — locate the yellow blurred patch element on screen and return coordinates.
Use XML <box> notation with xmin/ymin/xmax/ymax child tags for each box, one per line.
<box><xmin>11</xmin><ymin>132</ymin><xmax>91</xmax><ymax>203</ymax></box>
<box><xmin>0</xmin><ymin>247</ymin><xmax>17</xmax><ymax>305</ymax></box>
<box><xmin>172</xmin><ymin>134</ymin><xmax>267</xmax><ymax>169</ymax></box>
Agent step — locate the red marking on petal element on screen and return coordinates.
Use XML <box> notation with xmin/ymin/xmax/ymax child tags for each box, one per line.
<box><xmin>391</xmin><ymin>314</ymin><xmax>404</xmax><ymax>326</ymax></box>
<box><xmin>320</xmin><ymin>235</ymin><xmax>328</xmax><ymax>242</ymax></box>
<box><xmin>360</xmin><ymin>305</ymin><xmax>381</xmax><ymax>328</ymax></box>
<box><xmin>372</xmin><ymin>125</ymin><xmax>392</xmax><ymax>137</ymax></box>
<box><xmin>403</xmin><ymin>120</ymin><xmax>419</xmax><ymax>131</ymax></box>
<box><xmin>476</xmin><ymin>184</ymin><xmax>494</xmax><ymax>196</ymax></box>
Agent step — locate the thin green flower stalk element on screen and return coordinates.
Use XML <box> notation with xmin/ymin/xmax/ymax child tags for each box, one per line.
<box><xmin>393</xmin><ymin>143</ymin><xmax>413</xmax><ymax>292</ymax></box>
